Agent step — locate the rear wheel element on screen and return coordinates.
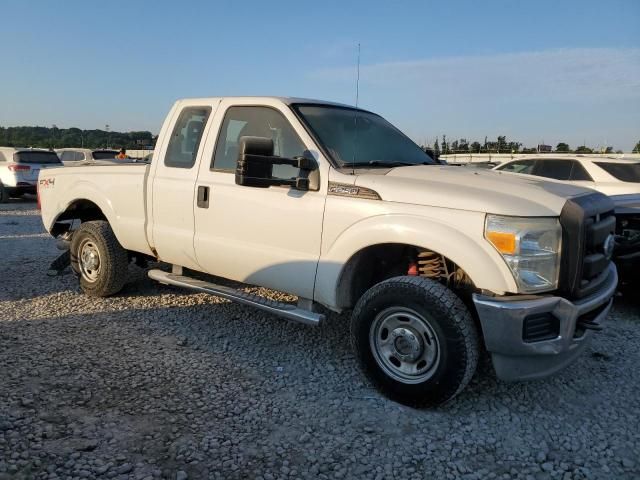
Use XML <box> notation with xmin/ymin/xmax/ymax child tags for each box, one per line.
<box><xmin>70</xmin><ymin>221</ymin><xmax>129</xmax><ymax>297</ymax></box>
<box><xmin>351</xmin><ymin>276</ymin><xmax>479</xmax><ymax>407</ymax></box>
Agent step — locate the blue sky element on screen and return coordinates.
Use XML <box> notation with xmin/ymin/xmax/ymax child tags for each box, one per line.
<box><xmin>1</xmin><ymin>0</ymin><xmax>638</xmax><ymax>150</ymax></box>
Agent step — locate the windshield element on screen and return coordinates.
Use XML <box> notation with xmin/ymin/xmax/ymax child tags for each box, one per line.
<box><xmin>14</xmin><ymin>151</ymin><xmax>62</xmax><ymax>164</ymax></box>
<box><xmin>92</xmin><ymin>150</ymin><xmax>118</xmax><ymax>160</ymax></box>
<box><xmin>294</xmin><ymin>105</ymin><xmax>434</xmax><ymax>167</ymax></box>
<box><xmin>595</xmin><ymin>162</ymin><xmax>640</xmax><ymax>183</ymax></box>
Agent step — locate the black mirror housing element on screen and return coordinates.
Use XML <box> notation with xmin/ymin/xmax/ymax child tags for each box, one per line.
<box><xmin>235</xmin><ymin>136</ymin><xmax>275</xmax><ymax>188</ymax></box>
<box><xmin>235</xmin><ymin>136</ymin><xmax>318</xmax><ymax>191</ymax></box>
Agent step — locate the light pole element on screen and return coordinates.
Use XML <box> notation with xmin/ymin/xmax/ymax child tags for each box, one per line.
<box><xmin>51</xmin><ymin>124</ymin><xmax>58</xmax><ymax>149</ymax></box>
<box><xmin>105</xmin><ymin>124</ymin><xmax>110</xmax><ymax>148</ymax></box>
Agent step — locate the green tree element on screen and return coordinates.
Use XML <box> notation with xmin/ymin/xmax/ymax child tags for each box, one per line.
<box><xmin>470</xmin><ymin>141</ymin><xmax>481</xmax><ymax>153</ymax></box>
<box><xmin>433</xmin><ymin>138</ymin><xmax>440</xmax><ymax>157</ymax></box>
<box><xmin>507</xmin><ymin>142</ymin><xmax>521</xmax><ymax>153</ymax></box>
<box><xmin>441</xmin><ymin>134</ymin><xmax>448</xmax><ymax>154</ymax></box>
<box><xmin>575</xmin><ymin>145</ymin><xmax>593</xmax><ymax>154</ymax></box>
<box><xmin>0</xmin><ymin>125</ymin><xmax>155</xmax><ymax>149</ymax></box>
<box><xmin>633</xmin><ymin>141</ymin><xmax>640</xmax><ymax>153</ymax></box>
<box><xmin>555</xmin><ymin>142</ymin><xmax>571</xmax><ymax>152</ymax></box>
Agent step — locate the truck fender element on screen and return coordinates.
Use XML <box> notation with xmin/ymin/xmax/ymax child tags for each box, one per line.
<box><xmin>314</xmin><ymin>214</ymin><xmax>517</xmax><ymax>309</ymax></box>
<box><xmin>47</xmin><ymin>180</ymin><xmax>126</xmax><ymax>246</ymax></box>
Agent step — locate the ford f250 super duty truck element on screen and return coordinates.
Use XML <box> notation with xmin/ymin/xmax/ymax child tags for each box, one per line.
<box><xmin>38</xmin><ymin>97</ymin><xmax>618</xmax><ymax>406</ymax></box>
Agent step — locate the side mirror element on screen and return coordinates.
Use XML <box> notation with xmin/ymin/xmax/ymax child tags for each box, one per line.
<box><xmin>235</xmin><ymin>136</ymin><xmax>318</xmax><ymax>190</ymax></box>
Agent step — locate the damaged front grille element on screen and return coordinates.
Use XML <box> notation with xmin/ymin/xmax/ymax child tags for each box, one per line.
<box><xmin>559</xmin><ymin>193</ymin><xmax>616</xmax><ymax>299</ymax></box>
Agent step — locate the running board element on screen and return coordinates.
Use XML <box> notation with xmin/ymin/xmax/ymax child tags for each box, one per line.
<box><xmin>148</xmin><ymin>269</ymin><xmax>324</xmax><ymax>326</ymax></box>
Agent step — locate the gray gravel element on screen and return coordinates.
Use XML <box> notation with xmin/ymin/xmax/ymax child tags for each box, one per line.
<box><xmin>1</xmin><ymin>200</ymin><xmax>639</xmax><ymax>480</ymax></box>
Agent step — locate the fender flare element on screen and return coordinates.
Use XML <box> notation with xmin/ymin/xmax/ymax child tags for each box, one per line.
<box><xmin>47</xmin><ymin>181</ymin><xmax>126</xmax><ymax>245</ymax></box>
<box><xmin>314</xmin><ymin>213</ymin><xmax>517</xmax><ymax>309</ymax></box>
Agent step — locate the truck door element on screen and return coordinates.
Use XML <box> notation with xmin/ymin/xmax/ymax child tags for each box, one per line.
<box><xmin>193</xmin><ymin>101</ymin><xmax>327</xmax><ymax>300</ymax></box>
<box><xmin>151</xmin><ymin>102</ymin><xmax>218</xmax><ymax>268</ymax></box>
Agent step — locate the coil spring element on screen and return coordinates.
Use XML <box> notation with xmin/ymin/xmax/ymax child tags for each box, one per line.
<box><xmin>417</xmin><ymin>251</ymin><xmax>444</xmax><ymax>278</ymax></box>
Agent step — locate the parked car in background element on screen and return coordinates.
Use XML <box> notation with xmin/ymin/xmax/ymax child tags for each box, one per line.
<box><xmin>494</xmin><ymin>155</ymin><xmax>640</xmax><ymax>286</ymax></box>
<box><xmin>0</xmin><ymin>147</ymin><xmax>62</xmax><ymax>202</ymax></box>
<box><xmin>493</xmin><ymin>155</ymin><xmax>640</xmax><ymax>196</ymax></box>
<box><xmin>57</xmin><ymin>148</ymin><xmax>120</xmax><ymax>166</ymax></box>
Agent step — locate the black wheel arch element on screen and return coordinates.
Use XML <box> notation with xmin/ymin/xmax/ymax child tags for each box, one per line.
<box><xmin>335</xmin><ymin>243</ymin><xmax>477</xmax><ymax>310</ymax></box>
<box><xmin>50</xmin><ymin>199</ymin><xmax>108</xmax><ymax>237</ymax></box>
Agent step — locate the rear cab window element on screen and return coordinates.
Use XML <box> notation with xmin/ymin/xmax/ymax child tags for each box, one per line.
<box><xmin>595</xmin><ymin>162</ymin><xmax>640</xmax><ymax>182</ymax></box>
<box><xmin>14</xmin><ymin>151</ymin><xmax>62</xmax><ymax>165</ymax></box>
<box><xmin>165</xmin><ymin>107</ymin><xmax>212</xmax><ymax>169</ymax></box>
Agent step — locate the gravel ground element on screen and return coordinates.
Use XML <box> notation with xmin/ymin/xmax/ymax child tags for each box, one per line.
<box><xmin>1</xmin><ymin>200</ymin><xmax>639</xmax><ymax>480</ymax></box>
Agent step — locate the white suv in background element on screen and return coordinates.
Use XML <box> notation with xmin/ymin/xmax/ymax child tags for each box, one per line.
<box><xmin>0</xmin><ymin>148</ymin><xmax>63</xmax><ymax>202</ymax></box>
<box><xmin>494</xmin><ymin>155</ymin><xmax>640</xmax><ymax>286</ymax></box>
<box><xmin>493</xmin><ymin>155</ymin><xmax>640</xmax><ymax>196</ymax></box>
<box><xmin>57</xmin><ymin>148</ymin><xmax>120</xmax><ymax>165</ymax></box>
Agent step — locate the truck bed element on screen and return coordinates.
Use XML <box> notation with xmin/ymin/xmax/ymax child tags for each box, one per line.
<box><xmin>39</xmin><ymin>163</ymin><xmax>152</xmax><ymax>256</ymax></box>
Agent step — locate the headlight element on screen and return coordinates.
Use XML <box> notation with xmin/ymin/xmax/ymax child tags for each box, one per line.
<box><xmin>485</xmin><ymin>215</ymin><xmax>561</xmax><ymax>293</ymax></box>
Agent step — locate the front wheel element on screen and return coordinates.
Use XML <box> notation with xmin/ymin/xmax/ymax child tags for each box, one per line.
<box><xmin>351</xmin><ymin>276</ymin><xmax>479</xmax><ymax>407</ymax></box>
<box><xmin>70</xmin><ymin>220</ymin><xmax>129</xmax><ymax>297</ymax></box>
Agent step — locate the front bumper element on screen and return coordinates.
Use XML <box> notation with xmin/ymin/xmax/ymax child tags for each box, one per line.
<box><xmin>473</xmin><ymin>263</ymin><xmax>618</xmax><ymax>382</ymax></box>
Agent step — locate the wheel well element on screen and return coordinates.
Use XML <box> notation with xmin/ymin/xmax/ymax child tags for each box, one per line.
<box><xmin>51</xmin><ymin>199</ymin><xmax>107</xmax><ymax>236</ymax></box>
<box><xmin>335</xmin><ymin>243</ymin><xmax>476</xmax><ymax>309</ymax></box>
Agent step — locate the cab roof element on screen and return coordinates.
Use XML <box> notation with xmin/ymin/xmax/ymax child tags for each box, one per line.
<box><xmin>174</xmin><ymin>96</ymin><xmax>356</xmax><ymax>109</ymax></box>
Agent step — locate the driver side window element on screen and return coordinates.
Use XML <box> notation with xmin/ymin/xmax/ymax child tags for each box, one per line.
<box><xmin>212</xmin><ymin>106</ymin><xmax>306</xmax><ymax>180</ymax></box>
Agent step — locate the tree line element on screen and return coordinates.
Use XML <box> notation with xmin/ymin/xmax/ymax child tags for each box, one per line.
<box><xmin>0</xmin><ymin>126</ymin><xmax>155</xmax><ymax>150</ymax></box>
<box><xmin>2</xmin><ymin>126</ymin><xmax>639</xmax><ymax>155</ymax></box>
<box><xmin>423</xmin><ymin>135</ymin><xmax>640</xmax><ymax>156</ymax></box>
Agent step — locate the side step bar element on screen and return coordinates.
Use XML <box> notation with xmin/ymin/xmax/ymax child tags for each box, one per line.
<box><xmin>148</xmin><ymin>269</ymin><xmax>324</xmax><ymax>326</ymax></box>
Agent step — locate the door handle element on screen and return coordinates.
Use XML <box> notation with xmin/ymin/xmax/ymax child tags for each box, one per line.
<box><xmin>197</xmin><ymin>185</ymin><xmax>209</xmax><ymax>208</ymax></box>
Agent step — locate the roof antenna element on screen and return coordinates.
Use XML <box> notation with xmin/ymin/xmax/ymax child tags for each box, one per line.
<box><xmin>355</xmin><ymin>43</ymin><xmax>361</xmax><ymax>108</ymax></box>
<box><xmin>351</xmin><ymin>43</ymin><xmax>361</xmax><ymax>174</ymax></box>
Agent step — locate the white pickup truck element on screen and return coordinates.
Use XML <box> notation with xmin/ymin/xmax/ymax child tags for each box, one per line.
<box><xmin>38</xmin><ymin>97</ymin><xmax>618</xmax><ymax>406</ymax></box>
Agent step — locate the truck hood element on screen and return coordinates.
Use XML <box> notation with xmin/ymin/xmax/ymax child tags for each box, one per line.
<box><xmin>354</xmin><ymin>165</ymin><xmax>594</xmax><ymax>216</ymax></box>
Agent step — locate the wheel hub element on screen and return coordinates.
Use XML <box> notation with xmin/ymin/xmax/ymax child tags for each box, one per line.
<box><xmin>391</xmin><ymin>327</ymin><xmax>423</xmax><ymax>361</ymax></box>
<box><xmin>79</xmin><ymin>240</ymin><xmax>101</xmax><ymax>282</ymax></box>
<box><xmin>82</xmin><ymin>250</ymin><xmax>99</xmax><ymax>270</ymax></box>
<box><xmin>369</xmin><ymin>307</ymin><xmax>441</xmax><ymax>384</ymax></box>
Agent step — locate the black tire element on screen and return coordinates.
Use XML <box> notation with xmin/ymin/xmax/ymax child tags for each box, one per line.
<box><xmin>70</xmin><ymin>220</ymin><xmax>129</xmax><ymax>297</ymax></box>
<box><xmin>0</xmin><ymin>183</ymin><xmax>8</xmax><ymax>203</ymax></box>
<box><xmin>351</xmin><ymin>276</ymin><xmax>479</xmax><ymax>407</ymax></box>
